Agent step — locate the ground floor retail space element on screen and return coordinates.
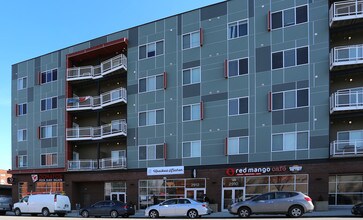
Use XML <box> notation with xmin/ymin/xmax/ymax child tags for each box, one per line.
<box><xmin>11</xmin><ymin>159</ymin><xmax>363</xmax><ymax>211</ymax></box>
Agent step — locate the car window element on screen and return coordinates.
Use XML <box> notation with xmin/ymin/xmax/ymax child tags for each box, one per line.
<box><xmin>21</xmin><ymin>196</ymin><xmax>29</xmax><ymax>203</ymax></box>
<box><xmin>162</xmin><ymin>199</ymin><xmax>177</xmax><ymax>205</ymax></box>
<box><xmin>178</xmin><ymin>199</ymin><xmax>191</xmax><ymax>204</ymax></box>
<box><xmin>276</xmin><ymin>192</ymin><xmax>290</xmax><ymax>199</ymax></box>
<box><xmin>254</xmin><ymin>192</ymin><xmax>275</xmax><ymax>201</ymax></box>
<box><xmin>93</xmin><ymin>201</ymin><xmax>104</xmax><ymax>207</ymax></box>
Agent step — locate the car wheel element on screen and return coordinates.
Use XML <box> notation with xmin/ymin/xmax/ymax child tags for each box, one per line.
<box><xmin>81</xmin><ymin>210</ymin><xmax>89</xmax><ymax>218</ymax></box>
<box><xmin>14</xmin><ymin>208</ymin><xmax>21</xmax><ymax>216</ymax></box>
<box><xmin>187</xmin><ymin>209</ymin><xmax>198</xmax><ymax>218</ymax></box>
<box><xmin>42</xmin><ymin>208</ymin><xmax>50</xmax><ymax>217</ymax></box>
<box><xmin>149</xmin><ymin>209</ymin><xmax>159</xmax><ymax>218</ymax></box>
<box><xmin>288</xmin><ymin>205</ymin><xmax>304</xmax><ymax>218</ymax></box>
<box><xmin>238</xmin><ymin>207</ymin><xmax>251</xmax><ymax>218</ymax></box>
<box><xmin>110</xmin><ymin>210</ymin><xmax>118</xmax><ymax>218</ymax></box>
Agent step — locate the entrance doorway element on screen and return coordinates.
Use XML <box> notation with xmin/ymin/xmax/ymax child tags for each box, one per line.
<box><xmin>111</xmin><ymin>192</ymin><xmax>126</xmax><ymax>203</ymax></box>
<box><xmin>185</xmin><ymin>188</ymin><xmax>205</xmax><ymax>202</ymax></box>
<box><xmin>222</xmin><ymin>187</ymin><xmax>245</xmax><ymax>211</ymax></box>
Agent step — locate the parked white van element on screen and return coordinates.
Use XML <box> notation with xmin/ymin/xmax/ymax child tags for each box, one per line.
<box><xmin>13</xmin><ymin>194</ymin><xmax>71</xmax><ymax>217</ymax></box>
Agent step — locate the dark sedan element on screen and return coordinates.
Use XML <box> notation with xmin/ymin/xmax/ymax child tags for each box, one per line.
<box><xmin>352</xmin><ymin>203</ymin><xmax>363</xmax><ymax>216</ymax></box>
<box><xmin>80</xmin><ymin>200</ymin><xmax>135</xmax><ymax>218</ymax></box>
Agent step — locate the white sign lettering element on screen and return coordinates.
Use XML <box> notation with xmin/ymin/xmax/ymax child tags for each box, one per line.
<box><xmin>147</xmin><ymin>166</ymin><xmax>184</xmax><ymax>176</ymax></box>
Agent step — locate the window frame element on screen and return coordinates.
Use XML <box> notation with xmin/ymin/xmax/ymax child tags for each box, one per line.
<box><xmin>182</xmin><ymin>30</ymin><xmax>201</xmax><ymax>50</ymax></box>
<box><xmin>182</xmin><ymin>103</ymin><xmax>201</xmax><ymax>122</ymax></box>
<box><xmin>17</xmin><ymin>103</ymin><xmax>28</xmax><ymax>116</ymax></box>
<box><xmin>272</xmin><ymin>46</ymin><xmax>309</xmax><ymax>70</ymax></box>
<box><xmin>228</xmin><ymin>97</ymin><xmax>249</xmax><ymax>116</ymax></box>
<box><xmin>17</xmin><ymin>77</ymin><xmax>27</xmax><ymax>90</ymax></box>
<box><xmin>40</xmin><ymin>153</ymin><xmax>58</xmax><ymax>166</ymax></box>
<box><xmin>272</xmin><ymin>88</ymin><xmax>309</xmax><ymax>111</ymax></box>
<box><xmin>40</xmin><ymin>68</ymin><xmax>58</xmax><ymax>84</ymax></box>
<box><xmin>17</xmin><ymin>129</ymin><xmax>27</xmax><ymax>142</ymax></box>
<box><xmin>40</xmin><ymin>96</ymin><xmax>58</xmax><ymax>112</ymax></box>
<box><xmin>138</xmin><ymin>109</ymin><xmax>165</xmax><ymax>127</ymax></box>
<box><xmin>228</xmin><ymin>136</ymin><xmax>249</xmax><ymax>155</ymax></box>
<box><xmin>227</xmin><ymin>19</ymin><xmax>248</xmax><ymax>40</ymax></box>
<box><xmin>138</xmin><ymin>74</ymin><xmax>164</xmax><ymax>93</ymax></box>
<box><xmin>40</xmin><ymin>124</ymin><xmax>58</xmax><ymax>139</ymax></box>
<box><xmin>182</xmin><ymin>140</ymin><xmax>201</xmax><ymax>158</ymax></box>
<box><xmin>228</xmin><ymin>57</ymin><xmax>249</xmax><ymax>77</ymax></box>
<box><xmin>138</xmin><ymin>144</ymin><xmax>164</xmax><ymax>161</ymax></box>
<box><xmin>138</xmin><ymin>40</ymin><xmax>164</xmax><ymax>60</ymax></box>
<box><xmin>182</xmin><ymin>66</ymin><xmax>201</xmax><ymax>85</ymax></box>
<box><xmin>271</xmin><ymin>5</ymin><xmax>308</xmax><ymax>30</ymax></box>
<box><xmin>271</xmin><ymin>131</ymin><xmax>309</xmax><ymax>152</ymax></box>
<box><xmin>18</xmin><ymin>155</ymin><xmax>28</xmax><ymax>168</ymax></box>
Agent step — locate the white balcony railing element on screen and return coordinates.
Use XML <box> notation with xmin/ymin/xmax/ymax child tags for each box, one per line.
<box><xmin>66</xmin><ymin>119</ymin><xmax>127</xmax><ymax>140</ymax></box>
<box><xmin>330</xmin><ymin>88</ymin><xmax>363</xmax><ymax>113</ymax></box>
<box><xmin>67</xmin><ymin>87</ymin><xmax>127</xmax><ymax>111</ymax></box>
<box><xmin>67</xmin><ymin>54</ymin><xmax>127</xmax><ymax>81</ymax></box>
<box><xmin>329</xmin><ymin>0</ymin><xmax>363</xmax><ymax>26</ymax></box>
<box><xmin>330</xmin><ymin>140</ymin><xmax>363</xmax><ymax>157</ymax></box>
<box><xmin>68</xmin><ymin>157</ymin><xmax>127</xmax><ymax>171</ymax></box>
<box><xmin>330</xmin><ymin>44</ymin><xmax>363</xmax><ymax>70</ymax></box>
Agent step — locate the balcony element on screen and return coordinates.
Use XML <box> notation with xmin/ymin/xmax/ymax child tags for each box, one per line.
<box><xmin>330</xmin><ymin>140</ymin><xmax>363</xmax><ymax>157</ymax></box>
<box><xmin>66</xmin><ymin>119</ymin><xmax>127</xmax><ymax>141</ymax></box>
<box><xmin>67</xmin><ymin>54</ymin><xmax>127</xmax><ymax>81</ymax></box>
<box><xmin>68</xmin><ymin>157</ymin><xmax>127</xmax><ymax>171</ymax></box>
<box><xmin>330</xmin><ymin>0</ymin><xmax>363</xmax><ymax>27</ymax></box>
<box><xmin>67</xmin><ymin>88</ymin><xmax>127</xmax><ymax>111</ymax></box>
<box><xmin>330</xmin><ymin>44</ymin><xmax>363</xmax><ymax>70</ymax></box>
<box><xmin>330</xmin><ymin>88</ymin><xmax>363</xmax><ymax>113</ymax></box>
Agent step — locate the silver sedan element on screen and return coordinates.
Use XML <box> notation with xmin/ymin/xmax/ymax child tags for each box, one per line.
<box><xmin>145</xmin><ymin>198</ymin><xmax>212</xmax><ymax>218</ymax></box>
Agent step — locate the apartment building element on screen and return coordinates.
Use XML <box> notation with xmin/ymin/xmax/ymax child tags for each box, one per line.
<box><xmin>11</xmin><ymin>0</ymin><xmax>363</xmax><ymax>210</ymax></box>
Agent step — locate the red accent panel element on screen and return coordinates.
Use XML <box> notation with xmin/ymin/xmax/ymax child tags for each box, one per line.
<box><xmin>37</xmin><ymin>126</ymin><xmax>41</xmax><ymax>139</ymax></box>
<box><xmin>164</xmin><ymin>143</ymin><xmax>167</xmax><ymax>160</ymax></box>
<box><xmin>200</xmin><ymin>28</ymin><xmax>204</xmax><ymax>47</ymax></box>
<box><xmin>37</xmin><ymin>72</ymin><xmax>41</xmax><ymax>85</ymax></box>
<box><xmin>225</xmin><ymin>138</ymin><xmax>228</xmax><ymax>156</ymax></box>
<box><xmin>200</xmin><ymin>101</ymin><xmax>204</xmax><ymax>120</ymax></box>
<box><xmin>163</xmin><ymin>71</ymin><xmax>167</xmax><ymax>89</ymax></box>
<box><xmin>268</xmin><ymin>92</ymin><xmax>272</xmax><ymax>112</ymax></box>
<box><xmin>267</xmin><ymin>11</ymin><xmax>271</xmax><ymax>32</ymax></box>
<box><xmin>15</xmin><ymin>156</ymin><xmax>18</xmax><ymax>168</ymax></box>
<box><xmin>224</xmin><ymin>59</ymin><xmax>228</xmax><ymax>78</ymax></box>
<box><xmin>15</xmin><ymin>104</ymin><xmax>18</xmax><ymax>117</ymax></box>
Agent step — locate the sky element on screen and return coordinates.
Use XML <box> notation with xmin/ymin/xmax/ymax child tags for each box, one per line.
<box><xmin>0</xmin><ymin>0</ymin><xmax>224</xmax><ymax>170</ymax></box>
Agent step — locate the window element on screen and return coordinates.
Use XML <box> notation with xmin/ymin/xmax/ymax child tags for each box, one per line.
<box><xmin>41</xmin><ymin>153</ymin><xmax>57</xmax><ymax>166</ymax></box>
<box><xmin>138</xmin><ymin>144</ymin><xmax>164</xmax><ymax>160</ymax></box>
<box><xmin>228</xmin><ymin>136</ymin><xmax>249</xmax><ymax>155</ymax></box>
<box><xmin>41</xmin><ymin>69</ymin><xmax>57</xmax><ymax>84</ymax></box>
<box><xmin>271</xmin><ymin>5</ymin><xmax>308</xmax><ymax>30</ymax></box>
<box><xmin>272</xmin><ymin>47</ymin><xmax>308</xmax><ymax>69</ymax></box>
<box><xmin>272</xmin><ymin>131</ymin><xmax>309</xmax><ymax>151</ymax></box>
<box><xmin>272</xmin><ymin>88</ymin><xmax>308</xmax><ymax>110</ymax></box>
<box><xmin>139</xmin><ymin>74</ymin><xmax>164</xmax><ymax>93</ymax></box>
<box><xmin>183</xmin><ymin>31</ymin><xmax>200</xmax><ymax>49</ymax></box>
<box><xmin>228</xmin><ymin>20</ymin><xmax>248</xmax><ymax>39</ymax></box>
<box><xmin>183</xmin><ymin>67</ymin><xmax>201</xmax><ymax>85</ymax></box>
<box><xmin>17</xmin><ymin>77</ymin><xmax>27</xmax><ymax>90</ymax></box>
<box><xmin>139</xmin><ymin>109</ymin><xmax>164</xmax><ymax>126</ymax></box>
<box><xmin>183</xmin><ymin>140</ymin><xmax>201</xmax><ymax>158</ymax></box>
<box><xmin>40</xmin><ymin>125</ymin><xmax>57</xmax><ymax>139</ymax></box>
<box><xmin>17</xmin><ymin>103</ymin><xmax>27</xmax><ymax>116</ymax></box>
<box><xmin>183</xmin><ymin>103</ymin><xmax>201</xmax><ymax>121</ymax></box>
<box><xmin>229</xmin><ymin>97</ymin><xmax>248</xmax><ymax>115</ymax></box>
<box><xmin>17</xmin><ymin>129</ymin><xmax>27</xmax><ymax>142</ymax></box>
<box><xmin>18</xmin><ymin>155</ymin><xmax>27</xmax><ymax>167</ymax></box>
<box><xmin>139</xmin><ymin>40</ymin><xmax>164</xmax><ymax>59</ymax></box>
<box><xmin>228</xmin><ymin>58</ymin><xmax>248</xmax><ymax>77</ymax></box>
<box><xmin>40</xmin><ymin>97</ymin><xmax>57</xmax><ymax>111</ymax></box>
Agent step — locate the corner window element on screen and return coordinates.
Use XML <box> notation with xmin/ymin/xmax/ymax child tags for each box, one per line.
<box><xmin>228</xmin><ymin>20</ymin><xmax>248</xmax><ymax>39</ymax></box>
<box><xmin>41</xmin><ymin>153</ymin><xmax>57</xmax><ymax>166</ymax></box>
<box><xmin>183</xmin><ymin>103</ymin><xmax>201</xmax><ymax>121</ymax></box>
<box><xmin>183</xmin><ymin>67</ymin><xmax>201</xmax><ymax>85</ymax></box>
<box><xmin>17</xmin><ymin>77</ymin><xmax>27</xmax><ymax>90</ymax></box>
<box><xmin>272</xmin><ymin>131</ymin><xmax>309</xmax><ymax>151</ymax></box>
<box><xmin>138</xmin><ymin>144</ymin><xmax>164</xmax><ymax>160</ymax></box>
<box><xmin>272</xmin><ymin>88</ymin><xmax>309</xmax><ymax>110</ymax></box>
<box><xmin>17</xmin><ymin>129</ymin><xmax>27</xmax><ymax>142</ymax></box>
<box><xmin>139</xmin><ymin>109</ymin><xmax>164</xmax><ymax>126</ymax></box>
<box><xmin>139</xmin><ymin>74</ymin><xmax>164</xmax><ymax>93</ymax></box>
<box><xmin>183</xmin><ymin>31</ymin><xmax>200</xmax><ymax>49</ymax></box>
<box><xmin>272</xmin><ymin>46</ymin><xmax>308</xmax><ymax>69</ymax></box>
<box><xmin>228</xmin><ymin>58</ymin><xmax>248</xmax><ymax>77</ymax></box>
<box><xmin>41</xmin><ymin>69</ymin><xmax>57</xmax><ymax>84</ymax></box>
<box><xmin>41</xmin><ymin>97</ymin><xmax>57</xmax><ymax>111</ymax></box>
<box><xmin>40</xmin><ymin>125</ymin><xmax>57</xmax><ymax>139</ymax></box>
<box><xmin>229</xmin><ymin>97</ymin><xmax>248</xmax><ymax>116</ymax></box>
<box><xmin>228</xmin><ymin>136</ymin><xmax>249</xmax><ymax>155</ymax></box>
<box><xmin>139</xmin><ymin>40</ymin><xmax>164</xmax><ymax>60</ymax></box>
<box><xmin>183</xmin><ymin>140</ymin><xmax>201</xmax><ymax>158</ymax></box>
<box><xmin>271</xmin><ymin>5</ymin><xmax>308</xmax><ymax>30</ymax></box>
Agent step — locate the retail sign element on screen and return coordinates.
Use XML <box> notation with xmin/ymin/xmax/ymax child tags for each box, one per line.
<box><xmin>226</xmin><ymin>165</ymin><xmax>302</xmax><ymax>176</ymax></box>
<box><xmin>31</xmin><ymin>174</ymin><xmax>64</xmax><ymax>182</ymax></box>
<box><xmin>147</xmin><ymin>166</ymin><xmax>184</xmax><ymax>176</ymax></box>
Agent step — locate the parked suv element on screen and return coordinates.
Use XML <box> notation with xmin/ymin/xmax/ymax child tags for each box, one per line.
<box><xmin>228</xmin><ymin>191</ymin><xmax>314</xmax><ymax>218</ymax></box>
<box><xmin>0</xmin><ymin>195</ymin><xmax>12</xmax><ymax>215</ymax></box>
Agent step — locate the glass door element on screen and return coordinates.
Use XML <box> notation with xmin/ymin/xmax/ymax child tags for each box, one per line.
<box><xmin>222</xmin><ymin>187</ymin><xmax>245</xmax><ymax>211</ymax></box>
<box><xmin>185</xmin><ymin>188</ymin><xmax>205</xmax><ymax>202</ymax></box>
<box><xmin>111</xmin><ymin>192</ymin><xmax>126</xmax><ymax>203</ymax></box>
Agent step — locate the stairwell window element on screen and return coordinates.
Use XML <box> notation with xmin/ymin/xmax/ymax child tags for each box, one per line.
<box><xmin>228</xmin><ymin>19</ymin><xmax>248</xmax><ymax>39</ymax></box>
<box><xmin>183</xmin><ymin>31</ymin><xmax>200</xmax><ymax>49</ymax></box>
<box><xmin>40</xmin><ymin>153</ymin><xmax>57</xmax><ymax>166</ymax></box>
<box><xmin>139</xmin><ymin>40</ymin><xmax>164</xmax><ymax>60</ymax></box>
<box><xmin>138</xmin><ymin>144</ymin><xmax>164</xmax><ymax>160</ymax></box>
<box><xmin>183</xmin><ymin>140</ymin><xmax>201</xmax><ymax>158</ymax></box>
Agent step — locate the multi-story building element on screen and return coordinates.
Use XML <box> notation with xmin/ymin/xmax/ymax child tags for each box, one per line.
<box><xmin>10</xmin><ymin>0</ymin><xmax>363</xmax><ymax>210</ymax></box>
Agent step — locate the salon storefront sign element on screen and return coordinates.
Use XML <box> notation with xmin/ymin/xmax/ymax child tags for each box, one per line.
<box><xmin>147</xmin><ymin>166</ymin><xmax>184</xmax><ymax>176</ymax></box>
<box><xmin>225</xmin><ymin>165</ymin><xmax>302</xmax><ymax>176</ymax></box>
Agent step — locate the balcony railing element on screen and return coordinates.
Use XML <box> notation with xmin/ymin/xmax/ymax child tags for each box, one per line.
<box><xmin>329</xmin><ymin>0</ymin><xmax>363</xmax><ymax>26</ymax></box>
<box><xmin>330</xmin><ymin>140</ymin><xmax>363</xmax><ymax>157</ymax></box>
<box><xmin>67</xmin><ymin>88</ymin><xmax>127</xmax><ymax>111</ymax></box>
<box><xmin>68</xmin><ymin>157</ymin><xmax>127</xmax><ymax>171</ymax></box>
<box><xmin>330</xmin><ymin>89</ymin><xmax>363</xmax><ymax>113</ymax></box>
<box><xmin>330</xmin><ymin>44</ymin><xmax>363</xmax><ymax>70</ymax></box>
<box><xmin>66</xmin><ymin>119</ymin><xmax>127</xmax><ymax>141</ymax></box>
<box><xmin>67</xmin><ymin>54</ymin><xmax>127</xmax><ymax>81</ymax></box>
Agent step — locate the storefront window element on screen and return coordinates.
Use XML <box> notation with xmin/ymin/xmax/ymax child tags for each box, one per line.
<box><xmin>104</xmin><ymin>182</ymin><xmax>126</xmax><ymax>200</ymax></box>
<box><xmin>329</xmin><ymin>174</ymin><xmax>363</xmax><ymax>205</ymax></box>
<box><xmin>35</xmin><ymin>182</ymin><xmax>64</xmax><ymax>194</ymax></box>
<box><xmin>18</xmin><ymin>182</ymin><xmax>28</xmax><ymax>199</ymax></box>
